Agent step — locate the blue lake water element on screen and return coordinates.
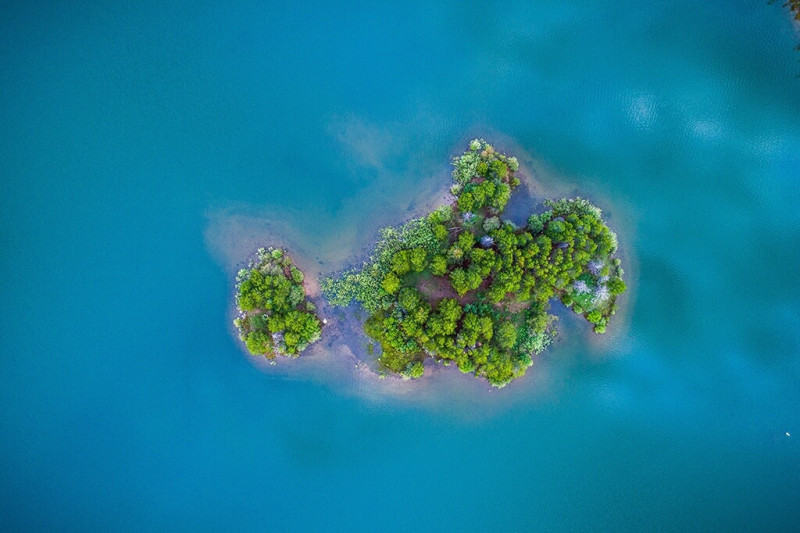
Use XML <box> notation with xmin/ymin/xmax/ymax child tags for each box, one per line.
<box><xmin>2</xmin><ymin>1</ymin><xmax>800</xmax><ymax>530</ymax></box>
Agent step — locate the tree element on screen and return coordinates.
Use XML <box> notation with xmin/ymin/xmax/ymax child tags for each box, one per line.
<box><xmin>433</xmin><ymin>223</ymin><xmax>448</xmax><ymax>242</ymax></box>
<box><xmin>382</xmin><ymin>272</ymin><xmax>401</xmax><ymax>295</ymax></box>
<box><xmin>391</xmin><ymin>250</ymin><xmax>411</xmax><ymax>276</ymax></box>
<box><xmin>245</xmin><ymin>331</ymin><xmax>271</xmax><ymax>355</ymax></box>
<box><xmin>491</xmin><ymin>183</ymin><xmax>511</xmax><ymax>212</ymax></box>
<box><xmin>447</xmin><ymin>245</ymin><xmax>464</xmax><ymax>264</ymax></box>
<box><xmin>490</xmin><ymin>159</ymin><xmax>508</xmax><ymax>179</ymax></box>
<box><xmin>290</xmin><ymin>266</ymin><xmax>304</xmax><ymax>284</ymax></box>
<box><xmin>457</xmin><ymin>312</ymin><xmax>481</xmax><ymax>347</ymax></box>
<box><xmin>547</xmin><ymin>219</ymin><xmax>566</xmax><ymax>238</ymax></box>
<box><xmin>398</xmin><ymin>287</ymin><xmax>421</xmax><ymax>311</ymax></box>
<box><xmin>483</xmin><ymin>216</ymin><xmax>501</xmax><ymax>232</ymax></box>
<box><xmin>527</xmin><ymin>214</ymin><xmax>544</xmax><ymax>234</ymax></box>
<box><xmin>409</xmin><ymin>247</ymin><xmax>427</xmax><ymax>272</ymax></box>
<box><xmin>449</xmin><ymin>268</ymin><xmax>470</xmax><ymax>296</ymax></box>
<box><xmin>430</xmin><ymin>255</ymin><xmax>448</xmax><ymax>276</ymax></box>
<box><xmin>457</xmin><ymin>230</ymin><xmax>476</xmax><ymax>252</ymax></box>
<box><xmin>586</xmin><ymin>310</ymin><xmax>603</xmax><ymax>325</ymax></box>
<box><xmin>608</xmin><ymin>277</ymin><xmax>626</xmax><ymax>295</ymax></box>
<box><xmin>428</xmin><ymin>204</ymin><xmax>454</xmax><ymax>224</ymax></box>
<box><xmin>436</xmin><ymin>298</ymin><xmax>462</xmax><ymax>335</ymax></box>
<box><xmin>465</xmin><ymin>264</ymin><xmax>484</xmax><ymax>292</ymax></box>
<box><xmin>407</xmin><ymin>361</ymin><xmax>424</xmax><ymax>379</ymax></box>
<box><xmin>496</xmin><ymin>321</ymin><xmax>517</xmax><ymax>350</ymax></box>
<box><xmin>457</xmin><ymin>357</ymin><xmax>476</xmax><ymax>374</ymax></box>
<box><xmin>268</xmin><ymin>315</ymin><xmax>285</xmax><ymax>333</ymax></box>
<box><xmin>457</xmin><ymin>191</ymin><xmax>475</xmax><ymax>213</ymax></box>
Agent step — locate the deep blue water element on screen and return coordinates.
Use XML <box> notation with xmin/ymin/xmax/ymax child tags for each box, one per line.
<box><xmin>2</xmin><ymin>1</ymin><xmax>800</xmax><ymax>530</ymax></box>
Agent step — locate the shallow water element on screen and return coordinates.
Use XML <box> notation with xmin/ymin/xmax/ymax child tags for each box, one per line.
<box><xmin>2</xmin><ymin>1</ymin><xmax>799</xmax><ymax>530</ymax></box>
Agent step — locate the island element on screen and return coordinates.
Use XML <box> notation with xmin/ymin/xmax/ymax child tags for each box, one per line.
<box><xmin>233</xmin><ymin>247</ymin><xmax>322</xmax><ymax>358</ymax></box>
<box><xmin>321</xmin><ymin>140</ymin><xmax>626</xmax><ymax>387</ymax></box>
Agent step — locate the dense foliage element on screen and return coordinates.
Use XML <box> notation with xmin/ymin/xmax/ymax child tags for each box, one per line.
<box><xmin>323</xmin><ymin>140</ymin><xmax>626</xmax><ymax>387</ymax></box>
<box><xmin>234</xmin><ymin>247</ymin><xmax>322</xmax><ymax>358</ymax></box>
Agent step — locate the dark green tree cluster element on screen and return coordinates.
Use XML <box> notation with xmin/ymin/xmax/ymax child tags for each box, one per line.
<box><xmin>323</xmin><ymin>139</ymin><xmax>626</xmax><ymax>386</ymax></box>
<box><xmin>234</xmin><ymin>247</ymin><xmax>322</xmax><ymax>358</ymax></box>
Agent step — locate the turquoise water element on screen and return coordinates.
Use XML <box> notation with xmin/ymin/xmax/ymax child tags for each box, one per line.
<box><xmin>2</xmin><ymin>0</ymin><xmax>800</xmax><ymax>530</ymax></box>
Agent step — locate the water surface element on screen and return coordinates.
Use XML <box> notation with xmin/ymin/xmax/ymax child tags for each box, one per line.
<box><xmin>1</xmin><ymin>1</ymin><xmax>799</xmax><ymax>530</ymax></box>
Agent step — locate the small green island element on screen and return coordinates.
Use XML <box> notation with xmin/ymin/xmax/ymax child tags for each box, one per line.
<box><xmin>234</xmin><ymin>140</ymin><xmax>626</xmax><ymax>387</ymax></box>
<box><xmin>233</xmin><ymin>247</ymin><xmax>322</xmax><ymax>358</ymax></box>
